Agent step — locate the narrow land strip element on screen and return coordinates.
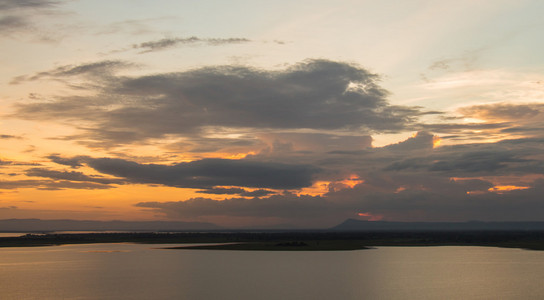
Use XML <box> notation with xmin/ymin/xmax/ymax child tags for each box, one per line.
<box><xmin>2</xmin><ymin>231</ymin><xmax>544</xmax><ymax>251</ymax></box>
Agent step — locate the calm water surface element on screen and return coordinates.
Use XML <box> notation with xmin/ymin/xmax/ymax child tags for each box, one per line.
<box><xmin>0</xmin><ymin>233</ymin><xmax>27</xmax><ymax>237</ymax></box>
<box><xmin>1</xmin><ymin>244</ymin><xmax>543</xmax><ymax>299</ymax></box>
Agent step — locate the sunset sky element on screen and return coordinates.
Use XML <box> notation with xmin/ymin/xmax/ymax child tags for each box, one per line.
<box><xmin>1</xmin><ymin>0</ymin><xmax>544</xmax><ymax>228</ymax></box>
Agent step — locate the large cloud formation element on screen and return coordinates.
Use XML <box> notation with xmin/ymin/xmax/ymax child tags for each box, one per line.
<box><xmin>14</xmin><ymin>59</ymin><xmax>422</xmax><ymax>149</ymax></box>
<box><xmin>132</xmin><ymin>131</ymin><xmax>544</xmax><ymax>227</ymax></box>
<box><xmin>34</xmin><ymin>131</ymin><xmax>544</xmax><ymax>226</ymax></box>
<box><xmin>9</xmin><ymin>57</ymin><xmax>544</xmax><ymax>227</ymax></box>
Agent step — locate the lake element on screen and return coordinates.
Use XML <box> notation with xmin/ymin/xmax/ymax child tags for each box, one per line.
<box><xmin>1</xmin><ymin>243</ymin><xmax>543</xmax><ymax>299</ymax></box>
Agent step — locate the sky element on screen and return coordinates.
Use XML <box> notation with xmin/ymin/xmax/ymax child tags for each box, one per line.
<box><xmin>1</xmin><ymin>0</ymin><xmax>544</xmax><ymax>228</ymax></box>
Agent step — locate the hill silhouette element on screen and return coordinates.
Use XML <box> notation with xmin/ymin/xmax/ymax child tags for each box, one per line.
<box><xmin>331</xmin><ymin>218</ymin><xmax>544</xmax><ymax>231</ymax></box>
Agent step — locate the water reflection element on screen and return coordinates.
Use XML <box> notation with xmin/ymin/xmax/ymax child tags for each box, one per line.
<box><xmin>0</xmin><ymin>244</ymin><xmax>543</xmax><ymax>299</ymax></box>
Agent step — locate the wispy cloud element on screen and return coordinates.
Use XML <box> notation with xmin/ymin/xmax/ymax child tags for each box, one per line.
<box><xmin>0</xmin><ymin>0</ymin><xmax>64</xmax><ymax>39</ymax></box>
<box><xmin>25</xmin><ymin>168</ymin><xmax>125</xmax><ymax>185</ymax></box>
<box><xmin>133</xmin><ymin>36</ymin><xmax>251</xmax><ymax>53</ymax></box>
<box><xmin>0</xmin><ymin>15</ymin><xmax>26</xmax><ymax>31</ymax></box>
<box><xmin>459</xmin><ymin>102</ymin><xmax>544</xmax><ymax>121</ymax></box>
<box><xmin>10</xmin><ymin>60</ymin><xmax>134</xmax><ymax>84</ymax></box>
<box><xmin>0</xmin><ymin>134</ymin><xmax>22</xmax><ymax>139</ymax></box>
<box><xmin>0</xmin><ymin>179</ymin><xmax>114</xmax><ymax>190</ymax></box>
<box><xmin>196</xmin><ymin>187</ymin><xmax>275</xmax><ymax>197</ymax></box>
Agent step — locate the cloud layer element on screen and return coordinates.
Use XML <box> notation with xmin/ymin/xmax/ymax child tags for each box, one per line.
<box><xmin>8</xmin><ymin>56</ymin><xmax>544</xmax><ymax>227</ymax></box>
<box><xmin>136</xmin><ymin>177</ymin><xmax>544</xmax><ymax>227</ymax></box>
<box><xmin>46</xmin><ymin>156</ymin><xmax>319</xmax><ymax>190</ymax></box>
<box><xmin>14</xmin><ymin>59</ymin><xmax>421</xmax><ymax>149</ymax></box>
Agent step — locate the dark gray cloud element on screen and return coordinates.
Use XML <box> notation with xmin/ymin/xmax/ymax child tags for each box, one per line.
<box><xmin>47</xmin><ymin>129</ymin><xmax>544</xmax><ymax>193</ymax></box>
<box><xmin>133</xmin><ymin>36</ymin><xmax>251</xmax><ymax>53</ymax></box>
<box><xmin>240</xmin><ymin>189</ymin><xmax>276</xmax><ymax>197</ymax></box>
<box><xmin>0</xmin><ymin>179</ymin><xmax>113</xmax><ymax>190</ymax></box>
<box><xmin>57</xmin><ymin>156</ymin><xmax>319</xmax><ymax>189</ymax></box>
<box><xmin>382</xmin><ymin>131</ymin><xmax>434</xmax><ymax>151</ymax></box>
<box><xmin>428</xmin><ymin>151</ymin><xmax>529</xmax><ymax>173</ymax></box>
<box><xmin>0</xmin><ymin>159</ymin><xmax>40</xmax><ymax>167</ymax></box>
<box><xmin>49</xmin><ymin>153</ymin><xmax>315</xmax><ymax>191</ymax></box>
<box><xmin>385</xmin><ymin>149</ymin><xmax>527</xmax><ymax>173</ymax></box>
<box><xmin>196</xmin><ymin>187</ymin><xmax>246</xmax><ymax>195</ymax></box>
<box><xmin>136</xmin><ymin>193</ymin><xmax>335</xmax><ymax>221</ymax></box>
<box><xmin>35</xmin><ymin>181</ymin><xmax>115</xmax><ymax>190</ymax></box>
<box><xmin>196</xmin><ymin>187</ymin><xmax>276</xmax><ymax>197</ymax></box>
<box><xmin>136</xmin><ymin>177</ymin><xmax>544</xmax><ymax>227</ymax></box>
<box><xmin>30</xmin><ymin>124</ymin><xmax>544</xmax><ymax>226</ymax></box>
<box><xmin>25</xmin><ymin>168</ymin><xmax>124</xmax><ymax>185</ymax></box>
<box><xmin>0</xmin><ymin>159</ymin><xmax>12</xmax><ymax>166</ymax></box>
<box><xmin>15</xmin><ymin>60</ymin><xmax>422</xmax><ymax>148</ymax></box>
<box><xmin>333</xmin><ymin>177</ymin><xmax>544</xmax><ymax>222</ymax></box>
<box><xmin>47</xmin><ymin>154</ymin><xmax>84</xmax><ymax>168</ymax></box>
<box><xmin>0</xmin><ymin>134</ymin><xmax>21</xmax><ymax>139</ymax></box>
<box><xmin>0</xmin><ymin>206</ymin><xmax>17</xmax><ymax>209</ymax></box>
<box><xmin>382</xmin><ymin>138</ymin><xmax>544</xmax><ymax>176</ymax></box>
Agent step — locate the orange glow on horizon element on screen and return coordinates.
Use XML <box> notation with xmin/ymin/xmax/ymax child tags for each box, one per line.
<box><xmin>2</xmin><ymin>184</ymin><xmax>202</xmax><ymax>221</ymax></box>
<box><xmin>297</xmin><ymin>180</ymin><xmax>331</xmax><ymax>196</ymax></box>
<box><xmin>224</xmin><ymin>151</ymin><xmax>257</xmax><ymax>160</ymax></box>
<box><xmin>488</xmin><ymin>185</ymin><xmax>529</xmax><ymax>193</ymax></box>
<box><xmin>340</xmin><ymin>174</ymin><xmax>364</xmax><ymax>188</ymax></box>
<box><xmin>176</xmin><ymin>151</ymin><xmax>258</xmax><ymax>162</ymax></box>
<box><xmin>395</xmin><ymin>186</ymin><xmax>407</xmax><ymax>193</ymax></box>
<box><xmin>357</xmin><ymin>212</ymin><xmax>384</xmax><ymax>221</ymax></box>
<box><xmin>466</xmin><ymin>185</ymin><xmax>530</xmax><ymax>195</ymax></box>
<box><xmin>296</xmin><ymin>175</ymin><xmax>364</xmax><ymax>196</ymax></box>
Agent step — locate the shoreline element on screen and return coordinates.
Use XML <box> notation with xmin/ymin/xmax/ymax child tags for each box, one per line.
<box><xmin>2</xmin><ymin>231</ymin><xmax>544</xmax><ymax>251</ymax></box>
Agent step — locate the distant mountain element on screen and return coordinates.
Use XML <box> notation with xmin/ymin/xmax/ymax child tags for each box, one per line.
<box><xmin>331</xmin><ymin>218</ymin><xmax>544</xmax><ymax>231</ymax></box>
<box><xmin>0</xmin><ymin>219</ymin><xmax>221</xmax><ymax>232</ymax></box>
